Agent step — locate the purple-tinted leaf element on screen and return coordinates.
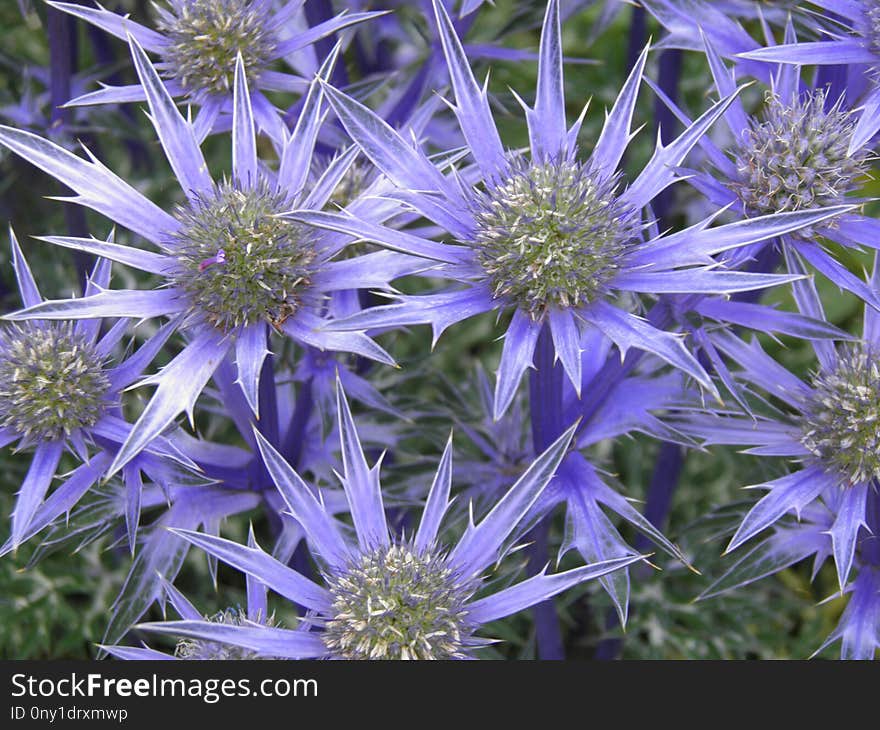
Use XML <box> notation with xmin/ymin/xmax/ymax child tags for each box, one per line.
<box><xmin>467</xmin><ymin>554</ymin><xmax>644</xmax><ymax>624</ymax></box>
<box><xmin>48</xmin><ymin>2</ymin><xmax>167</xmax><ymax>51</ymax></box>
<box><xmin>591</xmin><ymin>43</ymin><xmax>648</xmax><ymax>178</ymax></box>
<box><xmin>138</xmin><ymin>621</ymin><xmax>327</xmax><ymax>659</ymax></box>
<box><xmin>129</xmin><ymin>35</ymin><xmax>212</xmax><ymax>200</ymax></box>
<box><xmin>235</xmin><ymin>323</ymin><xmax>269</xmax><ymax>418</ymax></box>
<box><xmin>232</xmin><ymin>55</ymin><xmax>257</xmax><ymax>189</ymax></box>
<box><xmin>414</xmin><ymin>434</ymin><xmax>454</xmax><ymax>553</ymax></box>
<box><xmin>36</xmin><ymin>235</ymin><xmax>171</xmax><ymax>275</ymax></box>
<box><xmin>170</xmin><ymin>528</ymin><xmax>331</xmax><ymax>612</ymax></box>
<box><xmin>253</xmin><ymin>430</ymin><xmax>350</xmax><ymax>571</ymax></box>
<box><xmin>494</xmin><ymin>310</ymin><xmax>542</xmax><ymax>420</ymax></box>
<box><xmin>432</xmin><ymin>0</ymin><xmax>507</xmax><ymax>181</ymax></box>
<box><xmin>107</xmin><ymin>331</ymin><xmax>231</xmax><ymax>478</ymax></box>
<box><xmin>451</xmin><ymin>422</ymin><xmax>577</xmax><ymax>578</ymax></box>
<box><xmin>335</xmin><ymin>378</ymin><xmax>389</xmax><ymax>551</ymax></box>
<box><xmin>9</xmin><ymin>227</ymin><xmax>41</xmax><ymax>308</ymax></box>
<box><xmin>726</xmin><ymin>465</ymin><xmax>831</xmax><ymax>553</ymax></box>
<box><xmin>4</xmin><ymin>289</ymin><xmax>184</xmax><ymax>322</ymax></box>
<box><xmin>828</xmin><ymin>482</ymin><xmax>868</xmax><ymax>590</ymax></box>
<box><xmin>0</xmin><ymin>125</ymin><xmax>178</xmax><ymax>243</ymax></box>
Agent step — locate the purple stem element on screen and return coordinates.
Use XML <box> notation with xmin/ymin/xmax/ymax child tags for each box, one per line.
<box><xmin>304</xmin><ymin>0</ymin><xmax>350</xmax><ymax>89</ymax></box>
<box><xmin>862</xmin><ymin>485</ymin><xmax>880</xmax><ymax>567</ymax></box>
<box><xmin>254</xmin><ymin>339</ymin><xmax>280</xmax><ymax>492</ymax></box>
<box><xmin>652</xmin><ymin>49</ymin><xmax>683</xmax><ymax>227</ymax></box>
<box><xmin>526</xmin><ymin>323</ymin><xmax>566</xmax><ymax>659</ymax></box>
<box><xmin>47</xmin><ymin>4</ymin><xmax>92</xmax><ymax>289</ymax></box>
<box><xmin>281</xmin><ymin>376</ymin><xmax>314</xmax><ymax>471</ymax></box>
<box><xmin>626</xmin><ymin>4</ymin><xmax>647</xmax><ymax>74</ymax></box>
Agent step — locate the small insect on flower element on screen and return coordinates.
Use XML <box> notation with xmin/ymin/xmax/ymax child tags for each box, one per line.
<box><xmin>198</xmin><ymin>248</ymin><xmax>227</xmax><ymax>272</ymax></box>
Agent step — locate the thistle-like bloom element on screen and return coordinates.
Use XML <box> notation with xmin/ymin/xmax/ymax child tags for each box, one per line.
<box><xmin>659</xmin><ymin>31</ymin><xmax>879</xmax><ymax>308</ymax></box>
<box><xmin>131</xmin><ymin>380</ymin><xmax>643</xmax><ymax>659</ymax></box>
<box><xmin>292</xmin><ymin>0</ymin><xmax>847</xmax><ymax>419</ymax></box>
<box><xmin>683</xmin><ymin>252</ymin><xmax>880</xmax><ymax>591</ymax></box>
<box><xmin>0</xmin><ymin>42</ymin><xmax>423</xmax><ymax>480</ymax></box>
<box><xmin>51</xmin><ymin>1</ymin><xmax>383</xmax><ymax>140</ymax></box>
<box><xmin>0</xmin><ymin>231</ymin><xmax>192</xmax><ymax>550</ymax></box>
<box><xmin>736</xmin><ymin>0</ymin><xmax>880</xmax><ymax>154</ymax></box>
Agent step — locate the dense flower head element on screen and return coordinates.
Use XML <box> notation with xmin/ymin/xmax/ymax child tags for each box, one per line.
<box><xmin>169</xmin><ymin>180</ymin><xmax>319</xmax><ymax>333</ymax></box>
<box><xmin>800</xmin><ymin>345</ymin><xmax>880</xmax><ymax>485</ymax></box>
<box><xmin>864</xmin><ymin>2</ymin><xmax>880</xmax><ymax>56</ymax></box>
<box><xmin>0</xmin><ymin>321</ymin><xmax>111</xmax><ymax>442</ymax></box>
<box><xmin>732</xmin><ymin>89</ymin><xmax>869</xmax><ymax>220</ymax></box>
<box><xmin>472</xmin><ymin>157</ymin><xmax>641</xmax><ymax>317</ymax></box>
<box><xmin>323</xmin><ymin>544</ymin><xmax>474</xmax><ymax>660</ymax></box>
<box><xmin>156</xmin><ymin>0</ymin><xmax>277</xmax><ymax>98</ymax></box>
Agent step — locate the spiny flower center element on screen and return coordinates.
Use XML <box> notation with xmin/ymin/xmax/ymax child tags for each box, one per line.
<box><xmin>733</xmin><ymin>90</ymin><xmax>869</xmax><ymax>223</ymax></box>
<box><xmin>0</xmin><ymin>322</ymin><xmax>111</xmax><ymax>442</ymax></box>
<box><xmin>323</xmin><ymin>545</ymin><xmax>472</xmax><ymax>660</ymax></box>
<box><xmin>175</xmin><ymin>608</ymin><xmax>276</xmax><ymax>660</ymax></box>
<box><xmin>471</xmin><ymin>159</ymin><xmax>640</xmax><ymax>318</ymax></box>
<box><xmin>865</xmin><ymin>3</ymin><xmax>880</xmax><ymax>56</ymax></box>
<box><xmin>157</xmin><ymin>0</ymin><xmax>276</xmax><ymax>98</ymax></box>
<box><xmin>170</xmin><ymin>181</ymin><xmax>317</xmax><ymax>333</ymax></box>
<box><xmin>801</xmin><ymin>347</ymin><xmax>880</xmax><ymax>485</ymax></box>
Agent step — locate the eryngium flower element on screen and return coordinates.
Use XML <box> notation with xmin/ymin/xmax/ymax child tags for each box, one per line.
<box><xmin>0</xmin><ymin>43</ymin><xmax>420</xmax><ymax>480</ymax></box>
<box><xmin>0</xmin><ymin>321</ymin><xmax>110</xmax><ymax>443</ymax></box>
<box><xmin>732</xmin><ymin>89</ymin><xmax>870</xmax><ymax>219</ymax></box>
<box><xmin>49</xmin><ymin>0</ymin><xmax>383</xmax><ymax>140</ymax></box>
<box><xmin>291</xmin><ymin>0</ymin><xmax>848</xmax><ymax>418</ymax></box>
<box><xmin>737</xmin><ymin>0</ymin><xmax>880</xmax><ymax>155</ymax></box>
<box><xmin>682</xmin><ymin>252</ymin><xmax>880</xmax><ymax>590</ymax></box>
<box><xmin>0</xmin><ymin>232</ymin><xmax>188</xmax><ymax>550</ymax></box>
<box><xmin>133</xmin><ymin>380</ymin><xmax>643</xmax><ymax>659</ymax></box>
<box><xmin>672</xmin><ymin>33</ymin><xmax>879</xmax><ymax>308</ymax></box>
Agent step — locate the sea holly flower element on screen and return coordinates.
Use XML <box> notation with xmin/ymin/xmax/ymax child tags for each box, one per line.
<box><xmin>50</xmin><ymin>0</ymin><xmax>385</xmax><ymax>141</ymax></box>
<box><xmin>0</xmin><ymin>230</ymin><xmax>203</xmax><ymax>551</ymax></box>
<box><xmin>653</xmin><ymin>29</ymin><xmax>879</xmax><ymax>309</ymax></box>
<box><xmin>682</xmin><ymin>251</ymin><xmax>880</xmax><ymax>591</ymax></box>
<box><xmin>0</xmin><ymin>41</ymin><xmax>426</xmax><ymax>480</ymax></box>
<box><xmin>128</xmin><ymin>379</ymin><xmax>644</xmax><ymax>659</ymax></box>
<box><xmin>736</xmin><ymin>0</ymin><xmax>880</xmax><ymax>154</ymax></box>
<box><xmin>290</xmin><ymin>0</ymin><xmax>850</xmax><ymax>419</ymax></box>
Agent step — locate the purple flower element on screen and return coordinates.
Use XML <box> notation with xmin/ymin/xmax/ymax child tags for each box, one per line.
<box><xmin>684</xmin><ymin>252</ymin><xmax>880</xmax><ymax>591</ymax></box>
<box><xmin>291</xmin><ymin>0</ymin><xmax>848</xmax><ymax>420</ymax></box>
<box><xmin>129</xmin><ymin>380</ymin><xmax>643</xmax><ymax>659</ymax></box>
<box><xmin>736</xmin><ymin>0</ymin><xmax>880</xmax><ymax>154</ymax></box>
<box><xmin>657</xmin><ymin>29</ymin><xmax>880</xmax><ymax>309</ymax></box>
<box><xmin>0</xmin><ymin>231</ymin><xmax>194</xmax><ymax>551</ymax></box>
<box><xmin>0</xmin><ymin>42</ymin><xmax>423</xmax><ymax>480</ymax></box>
<box><xmin>50</xmin><ymin>0</ymin><xmax>384</xmax><ymax>140</ymax></box>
